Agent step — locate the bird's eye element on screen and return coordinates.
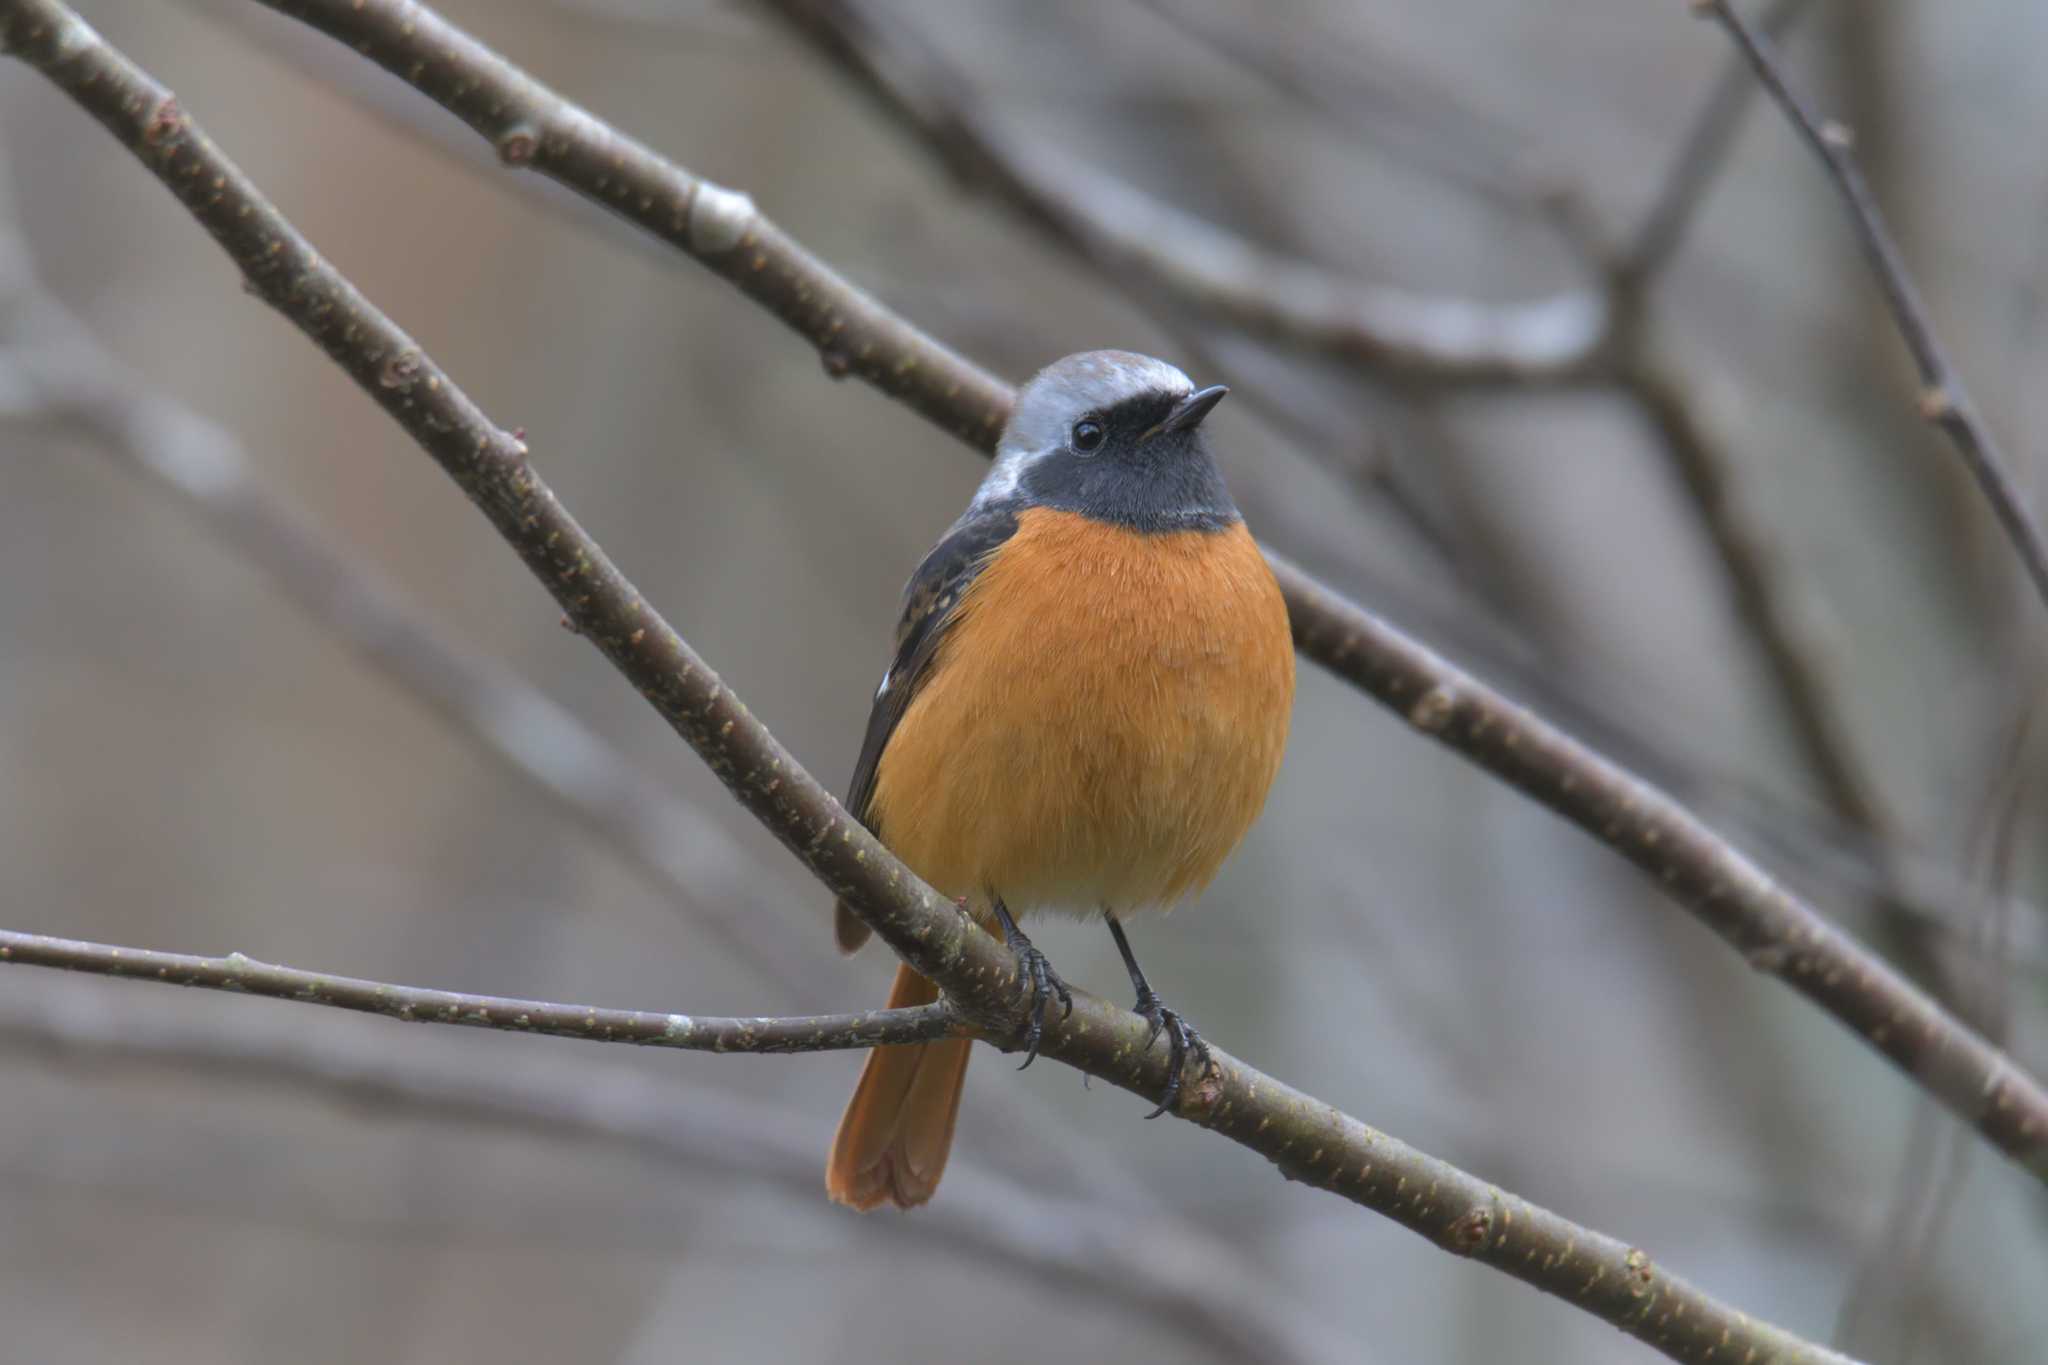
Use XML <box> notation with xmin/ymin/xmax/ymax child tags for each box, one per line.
<box><xmin>1070</xmin><ymin>418</ymin><xmax>1105</xmax><ymax>454</ymax></box>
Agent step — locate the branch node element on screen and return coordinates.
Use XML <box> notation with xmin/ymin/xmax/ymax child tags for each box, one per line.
<box><xmin>377</xmin><ymin>348</ymin><xmax>422</xmax><ymax>392</ymax></box>
<box><xmin>1819</xmin><ymin>118</ymin><xmax>1855</xmax><ymax>151</ymax></box>
<box><xmin>1447</xmin><ymin>1206</ymin><xmax>1494</xmax><ymax>1255</ymax></box>
<box><xmin>1624</xmin><ymin>1247</ymin><xmax>1657</xmax><ymax>1298</ymax></box>
<box><xmin>141</xmin><ymin>94</ymin><xmax>185</xmax><ymax>150</ymax></box>
<box><xmin>1407</xmin><ymin>683</ymin><xmax>1458</xmax><ymax>734</ymax></box>
<box><xmin>494</xmin><ymin>121</ymin><xmax>538</xmax><ymax>165</ymax></box>
<box><xmin>685</xmin><ymin>180</ymin><xmax>756</xmax><ymax>255</ymax></box>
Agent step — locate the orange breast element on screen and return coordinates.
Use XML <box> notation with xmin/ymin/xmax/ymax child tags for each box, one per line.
<box><xmin>869</xmin><ymin>507</ymin><xmax>1294</xmax><ymax>919</ymax></box>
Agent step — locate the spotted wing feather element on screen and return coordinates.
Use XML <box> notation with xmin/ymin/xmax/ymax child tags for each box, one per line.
<box><xmin>835</xmin><ymin>506</ymin><xmax>1019</xmax><ymax>952</ymax></box>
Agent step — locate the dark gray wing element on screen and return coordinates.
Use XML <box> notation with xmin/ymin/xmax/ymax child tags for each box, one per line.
<box><xmin>835</xmin><ymin>505</ymin><xmax>1018</xmax><ymax>952</ymax></box>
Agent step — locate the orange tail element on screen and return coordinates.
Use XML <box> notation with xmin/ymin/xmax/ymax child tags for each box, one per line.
<box><xmin>826</xmin><ymin>962</ymin><xmax>972</xmax><ymax>1210</ymax></box>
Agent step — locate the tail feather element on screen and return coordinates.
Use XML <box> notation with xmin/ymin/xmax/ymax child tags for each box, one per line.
<box><xmin>825</xmin><ymin>962</ymin><xmax>971</xmax><ymax>1210</ymax></box>
<box><xmin>833</xmin><ymin>899</ymin><xmax>872</xmax><ymax>954</ymax></box>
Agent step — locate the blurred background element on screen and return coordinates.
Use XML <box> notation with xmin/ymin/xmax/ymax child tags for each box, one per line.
<box><xmin>1</xmin><ymin>1</ymin><xmax>2044</xmax><ymax>1361</ymax></box>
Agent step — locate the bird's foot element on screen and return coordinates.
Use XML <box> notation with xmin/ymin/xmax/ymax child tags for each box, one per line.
<box><xmin>1134</xmin><ymin>988</ymin><xmax>1213</xmax><ymax>1119</ymax></box>
<box><xmin>991</xmin><ymin>900</ymin><xmax>1071</xmax><ymax>1069</ymax></box>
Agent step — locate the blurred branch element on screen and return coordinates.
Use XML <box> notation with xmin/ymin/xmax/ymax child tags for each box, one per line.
<box><xmin>1622</xmin><ymin>0</ymin><xmax>1809</xmax><ymax>281</ymax></box>
<box><xmin>0</xmin><ymin>929</ymin><xmax>959</xmax><ymax>1052</ymax></box>
<box><xmin>1837</xmin><ymin>704</ymin><xmax>2035</xmax><ymax>1358</ymax></box>
<box><xmin>217</xmin><ymin>0</ymin><xmax>2048</xmax><ymax>1185</ymax></box>
<box><xmin>0</xmin><ymin>9</ymin><xmax>1867</xmax><ymax>1358</ymax></box>
<box><xmin>1129</xmin><ymin>0</ymin><xmax>1567</xmax><ymax>214</ymax></box>
<box><xmin>1697</xmin><ymin>0</ymin><xmax>2048</xmax><ymax>617</ymax></box>
<box><xmin>1604</xmin><ymin>0</ymin><xmax>1969</xmax><ymax>1011</ymax></box>
<box><xmin>754</xmin><ymin>0</ymin><xmax>1608</xmax><ymax>385</ymax></box>
<box><xmin>1582</xmin><ymin>0</ymin><xmax>1897</xmax><ymax>855</ymax></box>
<box><xmin>1618</xmin><ymin>361</ymin><xmax>1890</xmax><ymax>838</ymax></box>
<box><xmin>0</xmin><ymin>278</ymin><xmax>823</xmax><ymax>997</ymax></box>
<box><xmin>0</xmin><ymin>978</ymin><xmax>1330</xmax><ymax>1365</ymax></box>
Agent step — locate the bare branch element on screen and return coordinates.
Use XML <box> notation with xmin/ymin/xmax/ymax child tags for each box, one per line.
<box><xmin>1598</xmin><ymin>0</ymin><xmax>1983</xmax><ymax>1031</ymax></box>
<box><xmin>0</xmin><ymin>289</ymin><xmax>822</xmax><ymax>994</ymax></box>
<box><xmin>0</xmin><ymin>126</ymin><xmax>1270</xmax><ymax>1272</ymax></box>
<box><xmin>1620</xmin><ymin>362</ymin><xmax>1889</xmax><ymax>834</ymax></box>
<box><xmin>1128</xmin><ymin>0</ymin><xmax>1563</xmax><ymax>214</ymax></box>
<box><xmin>0</xmin><ymin>7</ymin><xmax>1869</xmax><ymax>1357</ymax></box>
<box><xmin>0</xmin><ymin>977</ymin><xmax>1330</xmax><ymax>1365</ymax></box>
<box><xmin>1623</xmin><ymin>0</ymin><xmax>1811</xmax><ymax>281</ymax></box>
<box><xmin>222</xmin><ymin>0</ymin><xmax>2048</xmax><ymax>1184</ymax></box>
<box><xmin>1696</xmin><ymin>0</ymin><xmax>2048</xmax><ymax>617</ymax></box>
<box><xmin>0</xmin><ymin>929</ymin><xmax>958</xmax><ymax>1052</ymax></box>
<box><xmin>754</xmin><ymin>0</ymin><xmax>1608</xmax><ymax>385</ymax></box>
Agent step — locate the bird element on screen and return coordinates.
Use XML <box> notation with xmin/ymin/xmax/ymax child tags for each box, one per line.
<box><xmin>825</xmin><ymin>349</ymin><xmax>1295</xmax><ymax>1211</ymax></box>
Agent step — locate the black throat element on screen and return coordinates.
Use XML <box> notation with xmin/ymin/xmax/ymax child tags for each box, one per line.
<box><xmin>1012</xmin><ymin>394</ymin><xmax>1240</xmax><ymax>534</ymax></box>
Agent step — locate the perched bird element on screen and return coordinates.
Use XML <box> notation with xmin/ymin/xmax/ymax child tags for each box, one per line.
<box><xmin>825</xmin><ymin>350</ymin><xmax>1295</xmax><ymax>1210</ymax></box>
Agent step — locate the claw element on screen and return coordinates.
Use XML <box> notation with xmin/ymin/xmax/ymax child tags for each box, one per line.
<box><xmin>991</xmin><ymin>898</ymin><xmax>1069</xmax><ymax>1069</ymax></box>
<box><xmin>1135</xmin><ymin>989</ymin><xmax>1212</xmax><ymax>1118</ymax></box>
<box><xmin>1105</xmin><ymin>912</ymin><xmax>1212</xmax><ymax>1119</ymax></box>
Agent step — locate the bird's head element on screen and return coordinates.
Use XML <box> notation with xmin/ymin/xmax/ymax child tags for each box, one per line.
<box><xmin>976</xmin><ymin>350</ymin><xmax>1238</xmax><ymax>532</ymax></box>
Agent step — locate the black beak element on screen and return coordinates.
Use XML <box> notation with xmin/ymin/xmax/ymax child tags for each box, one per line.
<box><xmin>1140</xmin><ymin>384</ymin><xmax>1228</xmax><ymax>442</ymax></box>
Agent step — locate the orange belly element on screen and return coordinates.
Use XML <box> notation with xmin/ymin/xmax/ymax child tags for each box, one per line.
<box><xmin>869</xmin><ymin>507</ymin><xmax>1294</xmax><ymax>918</ymax></box>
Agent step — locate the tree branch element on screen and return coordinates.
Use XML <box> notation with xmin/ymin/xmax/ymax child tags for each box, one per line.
<box><xmin>0</xmin><ymin>124</ymin><xmax>1292</xmax><ymax>1280</ymax></box>
<box><xmin>0</xmin><ymin>977</ymin><xmax>1329</xmax><ymax>1365</ymax></box>
<box><xmin>1695</xmin><ymin>0</ymin><xmax>2048</xmax><ymax>617</ymax></box>
<box><xmin>545</xmin><ymin>0</ymin><xmax>2048</xmax><ymax>1179</ymax></box>
<box><xmin>0</xmin><ymin>267</ymin><xmax>826</xmax><ymax>998</ymax></box>
<box><xmin>1623</xmin><ymin>0</ymin><xmax>1811</xmax><ymax>282</ymax></box>
<box><xmin>0</xmin><ymin>929</ymin><xmax>958</xmax><ymax>1052</ymax></box>
<box><xmin>0</xmin><ymin>6</ymin><xmax>1866</xmax><ymax>1357</ymax></box>
<box><xmin>1602</xmin><ymin>0</ymin><xmax>1891</xmax><ymax>835</ymax></box>
<box><xmin>1596</xmin><ymin>0</ymin><xmax>1988</xmax><ymax>1030</ymax></box>
<box><xmin>753</xmin><ymin>0</ymin><xmax>1607</xmax><ymax>385</ymax></box>
<box><xmin>1618</xmin><ymin>358</ymin><xmax>1890</xmax><ymax>840</ymax></box>
<box><xmin>213</xmin><ymin>0</ymin><xmax>2048</xmax><ymax>1182</ymax></box>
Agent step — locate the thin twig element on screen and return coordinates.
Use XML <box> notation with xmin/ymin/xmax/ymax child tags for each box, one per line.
<box><xmin>1835</xmin><ymin>704</ymin><xmax>2035</xmax><ymax>1357</ymax></box>
<box><xmin>1697</xmin><ymin>0</ymin><xmax>2048</xmax><ymax>617</ymax></box>
<box><xmin>0</xmin><ymin>977</ymin><xmax>1331</xmax><ymax>1365</ymax></box>
<box><xmin>0</xmin><ymin>929</ymin><xmax>959</xmax><ymax>1052</ymax></box>
<box><xmin>1600</xmin><ymin>0</ymin><xmax>1990</xmax><ymax>1031</ymax></box>
<box><xmin>1624</xmin><ymin>0</ymin><xmax>1811</xmax><ymax>281</ymax></box>
<box><xmin>0</xmin><ymin>293</ymin><xmax>820</xmax><ymax>993</ymax></box>
<box><xmin>1620</xmin><ymin>360</ymin><xmax>1890</xmax><ymax>835</ymax></box>
<box><xmin>753</xmin><ymin>0</ymin><xmax>1608</xmax><ymax>385</ymax></box>
<box><xmin>1127</xmin><ymin>0</ymin><xmax>1561</xmax><ymax>213</ymax></box>
<box><xmin>230</xmin><ymin>0</ymin><xmax>2048</xmax><ymax>1184</ymax></box>
<box><xmin>0</xmin><ymin>8</ymin><xmax>1867</xmax><ymax>1357</ymax></box>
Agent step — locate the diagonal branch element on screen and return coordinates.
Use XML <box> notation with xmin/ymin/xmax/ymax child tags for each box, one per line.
<box><xmin>0</xmin><ymin>6</ymin><xmax>1864</xmax><ymax>1358</ymax></box>
<box><xmin>0</xmin><ymin>247</ymin><xmax>823</xmax><ymax>996</ymax></box>
<box><xmin>0</xmin><ymin>150</ymin><xmax>1254</xmax><ymax>1247</ymax></box>
<box><xmin>0</xmin><ymin>928</ymin><xmax>959</xmax><ymax>1052</ymax></box>
<box><xmin>753</xmin><ymin>0</ymin><xmax>1608</xmax><ymax>385</ymax></box>
<box><xmin>1623</xmin><ymin>0</ymin><xmax>1811</xmax><ymax>283</ymax></box>
<box><xmin>1696</xmin><ymin>0</ymin><xmax>2048</xmax><ymax>617</ymax></box>
<box><xmin>1618</xmin><ymin>362</ymin><xmax>1894</xmax><ymax>836</ymax></box>
<box><xmin>230</xmin><ymin>0</ymin><xmax>2048</xmax><ymax>1183</ymax></box>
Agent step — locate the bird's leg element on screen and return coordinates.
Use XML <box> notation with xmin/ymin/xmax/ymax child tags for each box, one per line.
<box><xmin>989</xmin><ymin>896</ymin><xmax>1071</xmax><ymax>1069</ymax></box>
<box><xmin>1105</xmin><ymin>911</ymin><xmax>1213</xmax><ymax>1118</ymax></box>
